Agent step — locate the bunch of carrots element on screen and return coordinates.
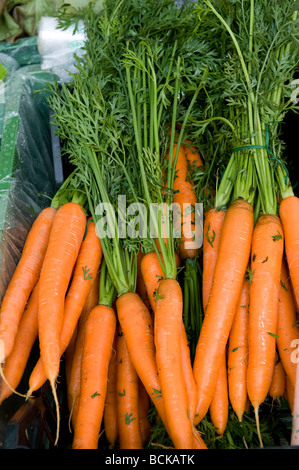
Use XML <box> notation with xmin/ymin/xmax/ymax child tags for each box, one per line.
<box><xmin>0</xmin><ymin>0</ymin><xmax>299</xmax><ymax>451</ymax></box>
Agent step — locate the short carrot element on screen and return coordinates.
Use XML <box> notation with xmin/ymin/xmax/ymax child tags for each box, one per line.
<box><xmin>193</xmin><ymin>199</ymin><xmax>254</xmax><ymax>424</ymax></box>
<box><xmin>246</xmin><ymin>214</ymin><xmax>284</xmax><ymax>447</ymax></box>
<box><xmin>227</xmin><ymin>278</ymin><xmax>250</xmax><ymax>422</ymax></box>
<box><xmin>209</xmin><ymin>352</ymin><xmax>229</xmax><ymax>436</ymax></box>
<box><xmin>0</xmin><ymin>206</ymin><xmax>56</xmax><ymax>361</ymax></box>
<box><xmin>115</xmin><ymin>326</ymin><xmax>143</xmax><ymax>450</ymax></box>
<box><xmin>276</xmin><ymin>258</ymin><xmax>299</xmax><ymax>389</ymax></box>
<box><xmin>72</xmin><ymin>304</ymin><xmax>116</xmax><ymax>449</ymax></box>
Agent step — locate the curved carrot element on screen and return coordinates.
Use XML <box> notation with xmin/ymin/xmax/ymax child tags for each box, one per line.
<box><xmin>68</xmin><ymin>273</ymin><xmax>100</xmax><ymax>429</ymax></box>
<box><xmin>72</xmin><ymin>304</ymin><xmax>116</xmax><ymax>449</ymax></box>
<box><xmin>0</xmin><ymin>281</ymin><xmax>39</xmax><ymax>404</ymax></box>
<box><xmin>246</xmin><ymin>214</ymin><xmax>284</xmax><ymax>447</ymax></box>
<box><xmin>193</xmin><ymin>199</ymin><xmax>254</xmax><ymax>424</ymax></box>
<box><xmin>38</xmin><ymin>202</ymin><xmax>86</xmax><ymax>445</ymax></box>
<box><xmin>116</xmin><ymin>326</ymin><xmax>143</xmax><ymax>449</ymax></box>
<box><xmin>227</xmin><ymin>278</ymin><xmax>250</xmax><ymax>422</ymax></box>
<box><xmin>276</xmin><ymin>258</ymin><xmax>299</xmax><ymax>389</ymax></box>
<box><xmin>27</xmin><ymin>218</ymin><xmax>101</xmax><ymax>397</ymax></box>
<box><xmin>0</xmin><ymin>206</ymin><xmax>57</xmax><ymax>361</ymax></box>
<box><xmin>138</xmin><ymin>379</ymin><xmax>151</xmax><ymax>446</ymax></box>
<box><xmin>279</xmin><ymin>196</ymin><xmax>299</xmax><ymax>309</ymax></box>
<box><xmin>155</xmin><ymin>278</ymin><xmax>193</xmax><ymax>449</ymax></box>
<box><xmin>209</xmin><ymin>352</ymin><xmax>229</xmax><ymax>436</ymax></box>
<box><xmin>104</xmin><ymin>335</ymin><xmax>118</xmax><ymax>449</ymax></box>
<box><xmin>202</xmin><ymin>208</ymin><xmax>226</xmax><ymax>311</ymax></box>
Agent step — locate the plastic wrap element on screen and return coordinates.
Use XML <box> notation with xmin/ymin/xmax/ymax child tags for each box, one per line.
<box><xmin>0</xmin><ymin>62</ymin><xmax>58</xmax><ymax>302</ymax></box>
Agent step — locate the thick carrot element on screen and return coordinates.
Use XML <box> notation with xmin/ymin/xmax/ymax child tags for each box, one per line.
<box><xmin>0</xmin><ymin>281</ymin><xmax>39</xmax><ymax>404</ymax></box>
<box><xmin>38</xmin><ymin>202</ymin><xmax>86</xmax><ymax>445</ymax></box>
<box><xmin>279</xmin><ymin>196</ymin><xmax>299</xmax><ymax>309</ymax></box>
<box><xmin>246</xmin><ymin>214</ymin><xmax>284</xmax><ymax>447</ymax></box>
<box><xmin>104</xmin><ymin>335</ymin><xmax>118</xmax><ymax>449</ymax></box>
<box><xmin>67</xmin><ymin>272</ymin><xmax>100</xmax><ymax>429</ymax></box>
<box><xmin>116</xmin><ymin>326</ymin><xmax>143</xmax><ymax>450</ymax></box>
<box><xmin>138</xmin><ymin>379</ymin><xmax>151</xmax><ymax>446</ymax></box>
<box><xmin>155</xmin><ymin>278</ymin><xmax>193</xmax><ymax>449</ymax></box>
<box><xmin>202</xmin><ymin>208</ymin><xmax>226</xmax><ymax>311</ymax></box>
<box><xmin>193</xmin><ymin>199</ymin><xmax>254</xmax><ymax>424</ymax></box>
<box><xmin>209</xmin><ymin>352</ymin><xmax>229</xmax><ymax>436</ymax></box>
<box><xmin>72</xmin><ymin>304</ymin><xmax>116</xmax><ymax>449</ymax></box>
<box><xmin>269</xmin><ymin>356</ymin><xmax>285</xmax><ymax>400</ymax></box>
<box><xmin>276</xmin><ymin>258</ymin><xmax>299</xmax><ymax>389</ymax></box>
<box><xmin>27</xmin><ymin>218</ymin><xmax>102</xmax><ymax>397</ymax></box>
<box><xmin>227</xmin><ymin>278</ymin><xmax>250</xmax><ymax>422</ymax></box>
<box><xmin>0</xmin><ymin>207</ymin><xmax>56</xmax><ymax>361</ymax></box>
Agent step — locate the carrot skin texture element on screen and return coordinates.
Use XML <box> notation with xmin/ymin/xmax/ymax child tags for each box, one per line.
<box><xmin>247</xmin><ymin>214</ymin><xmax>284</xmax><ymax>410</ymax></box>
<box><xmin>0</xmin><ymin>207</ymin><xmax>57</xmax><ymax>361</ymax></box>
<box><xmin>276</xmin><ymin>259</ymin><xmax>299</xmax><ymax>389</ymax></box>
<box><xmin>141</xmin><ymin>252</ymin><xmax>164</xmax><ymax>313</ymax></box>
<box><xmin>116</xmin><ymin>327</ymin><xmax>143</xmax><ymax>449</ymax></box>
<box><xmin>72</xmin><ymin>305</ymin><xmax>116</xmax><ymax>449</ymax></box>
<box><xmin>227</xmin><ymin>279</ymin><xmax>250</xmax><ymax>422</ymax></box>
<box><xmin>279</xmin><ymin>196</ymin><xmax>299</xmax><ymax>309</ymax></box>
<box><xmin>38</xmin><ymin>202</ymin><xmax>86</xmax><ymax>385</ymax></box>
<box><xmin>193</xmin><ymin>199</ymin><xmax>254</xmax><ymax>424</ymax></box>
<box><xmin>29</xmin><ymin>218</ymin><xmax>101</xmax><ymax>394</ymax></box>
<box><xmin>269</xmin><ymin>358</ymin><xmax>285</xmax><ymax>399</ymax></box>
<box><xmin>202</xmin><ymin>208</ymin><xmax>226</xmax><ymax>311</ymax></box>
<box><xmin>155</xmin><ymin>278</ymin><xmax>193</xmax><ymax>449</ymax></box>
<box><xmin>104</xmin><ymin>335</ymin><xmax>118</xmax><ymax>449</ymax></box>
<box><xmin>0</xmin><ymin>281</ymin><xmax>39</xmax><ymax>404</ymax></box>
<box><xmin>209</xmin><ymin>352</ymin><xmax>229</xmax><ymax>435</ymax></box>
<box><xmin>138</xmin><ymin>379</ymin><xmax>151</xmax><ymax>446</ymax></box>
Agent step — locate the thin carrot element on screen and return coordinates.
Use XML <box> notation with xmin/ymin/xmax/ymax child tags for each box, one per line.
<box><xmin>0</xmin><ymin>207</ymin><xmax>56</xmax><ymax>362</ymax></box>
<box><xmin>279</xmin><ymin>195</ymin><xmax>299</xmax><ymax>309</ymax></box>
<box><xmin>193</xmin><ymin>199</ymin><xmax>254</xmax><ymax>425</ymax></box>
<box><xmin>38</xmin><ymin>201</ymin><xmax>86</xmax><ymax>445</ymax></box>
<box><xmin>181</xmin><ymin>322</ymin><xmax>197</xmax><ymax>424</ymax></box>
<box><xmin>155</xmin><ymin>278</ymin><xmax>194</xmax><ymax>449</ymax></box>
<box><xmin>27</xmin><ymin>218</ymin><xmax>101</xmax><ymax>397</ymax></box>
<box><xmin>269</xmin><ymin>356</ymin><xmax>285</xmax><ymax>402</ymax></box>
<box><xmin>0</xmin><ymin>281</ymin><xmax>39</xmax><ymax>404</ymax></box>
<box><xmin>246</xmin><ymin>214</ymin><xmax>284</xmax><ymax>448</ymax></box>
<box><xmin>72</xmin><ymin>304</ymin><xmax>116</xmax><ymax>449</ymax></box>
<box><xmin>202</xmin><ymin>208</ymin><xmax>226</xmax><ymax>311</ymax></box>
<box><xmin>104</xmin><ymin>335</ymin><xmax>118</xmax><ymax>449</ymax></box>
<box><xmin>136</xmin><ymin>250</ymin><xmax>151</xmax><ymax>311</ymax></box>
<box><xmin>276</xmin><ymin>258</ymin><xmax>299</xmax><ymax>389</ymax></box>
<box><xmin>65</xmin><ymin>324</ymin><xmax>78</xmax><ymax>428</ymax></box>
<box><xmin>192</xmin><ymin>427</ymin><xmax>208</xmax><ymax>449</ymax></box>
<box><xmin>286</xmin><ymin>374</ymin><xmax>294</xmax><ymax>414</ymax></box>
<box><xmin>227</xmin><ymin>278</ymin><xmax>250</xmax><ymax>422</ymax></box>
<box><xmin>138</xmin><ymin>379</ymin><xmax>151</xmax><ymax>446</ymax></box>
<box><xmin>67</xmin><ymin>272</ymin><xmax>100</xmax><ymax>429</ymax></box>
<box><xmin>209</xmin><ymin>351</ymin><xmax>229</xmax><ymax>436</ymax></box>
<box><xmin>116</xmin><ymin>326</ymin><xmax>143</xmax><ymax>450</ymax></box>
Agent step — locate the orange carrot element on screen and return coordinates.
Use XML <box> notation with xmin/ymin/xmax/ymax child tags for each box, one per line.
<box><xmin>65</xmin><ymin>324</ymin><xmax>78</xmax><ymax>426</ymax></box>
<box><xmin>276</xmin><ymin>258</ymin><xmax>299</xmax><ymax>389</ymax></box>
<box><xmin>202</xmin><ymin>208</ymin><xmax>226</xmax><ymax>311</ymax></box>
<box><xmin>279</xmin><ymin>196</ymin><xmax>299</xmax><ymax>309</ymax></box>
<box><xmin>116</xmin><ymin>326</ymin><xmax>143</xmax><ymax>450</ymax></box>
<box><xmin>0</xmin><ymin>281</ymin><xmax>39</xmax><ymax>404</ymax></box>
<box><xmin>193</xmin><ymin>199</ymin><xmax>254</xmax><ymax>425</ymax></box>
<box><xmin>269</xmin><ymin>356</ymin><xmax>285</xmax><ymax>400</ymax></box>
<box><xmin>38</xmin><ymin>202</ymin><xmax>86</xmax><ymax>445</ymax></box>
<box><xmin>209</xmin><ymin>352</ymin><xmax>229</xmax><ymax>436</ymax></box>
<box><xmin>67</xmin><ymin>272</ymin><xmax>100</xmax><ymax>429</ymax></box>
<box><xmin>227</xmin><ymin>278</ymin><xmax>250</xmax><ymax>422</ymax></box>
<box><xmin>138</xmin><ymin>379</ymin><xmax>151</xmax><ymax>446</ymax></box>
<box><xmin>72</xmin><ymin>304</ymin><xmax>116</xmax><ymax>449</ymax></box>
<box><xmin>140</xmin><ymin>251</ymin><xmax>164</xmax><ymax>313</ymax></box>
<box><xmin>155</xmin><ymin>278</ymin><xmax>193</xmax><ymax>449</ymax></box>
<box><xmin>104</xmin><ymin>335</ymin><xmax>118</xmax><ymax>449</ymax></box>
<box><xmin>192</xmin><ymin>428</ymin><xmax>208</xmax><ymax>449</ymax></box>
<box><xmin>181</xmin><ymin>322</ymin><xmax>197</xmax><ymax>424</ymax></box>
<box><xmin>136</xmin><ymin>250</ymin><xmax>151</xmax><ymax>311</ymax></box>
<box><xmin>246</xmin><ymin>214</ymin><xmax>284</xmax><ymax>447</ymax></box>
<box><xmin>0</xmin><ymin>207</ymin><xmax>56</xmax><ymax>361</ymax></box>
<box><xmin>27</xmin><ymin>218</ymin><xmax>101</xmax><ymax>397</ymax></box>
